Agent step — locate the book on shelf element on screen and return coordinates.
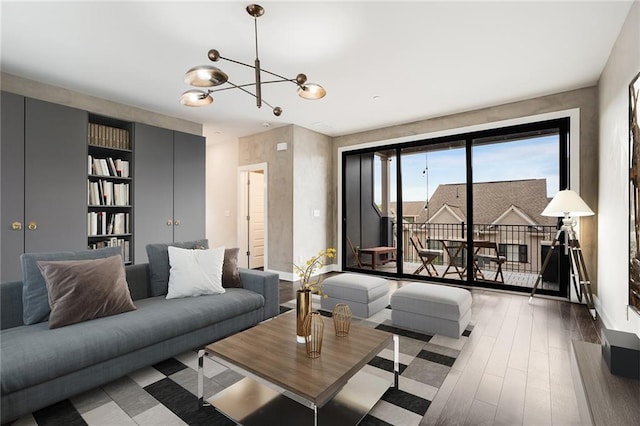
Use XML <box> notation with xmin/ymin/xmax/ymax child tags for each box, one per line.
<box><xmin>88</xmin><ymin>179</ymin><xmax>129</xmax><ymax>206</ymax></box>
<box><xmin>100</xmin><ymin>159</ymin><xmax>110</xmax><ymax>176</ymax></box>
<box><xmin>88</xmin><ymin>237</ymin><xmax>130</xmax><ymax>262</ymax></box>
<box><xmin>113</xmin><ymin>159</ymin><xmax>130</xmax><ymax>177</ymax></box>
<box><xmin>89</xmin><ymin>156</ymin><xmax>130</xmax><ymax>179</ymax></box>
<box><xmin>88</xmin><ymin>212</ymin><xmax>129</xmax><ymax>236</ymax></box>
<box><xmin>107</xmin><ymin>157</ymin><xmax>117</xmax><ymax>176</ymax></box>
<box><xmin>113</xmin><ymin>183</ymin><xmax>129</xmax><ymax>206</ymax></box>
<box><xmin>88</xmin><ymin>123</ymin><xmax>130</xmax><ymax>150</ymax></box>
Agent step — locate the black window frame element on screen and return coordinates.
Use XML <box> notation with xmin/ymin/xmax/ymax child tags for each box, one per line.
<box><xmin>341</xmin><ymin>117</ymin><xmax>570</xmax><ymax>297</ymax></box>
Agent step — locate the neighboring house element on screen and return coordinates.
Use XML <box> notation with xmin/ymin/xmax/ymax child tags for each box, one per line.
<box><xmin>405</xmin><ymin>179</ymin><xmax>558</xmax><ymax>269</ymax></box>
<box><xmin>388</xmin><ymin>201</ymin><xmax>427</xmax><ymax>223</ymax></box>
<box><xmin>418</xmin><ymin>178</ymin><xmax>556</xmax><ymax>227</ymax></box>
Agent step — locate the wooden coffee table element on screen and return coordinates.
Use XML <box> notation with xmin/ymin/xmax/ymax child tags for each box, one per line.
<box><xmin>197</xmin><ymin>310</ymin><xmax>399</xmax><ymax>426</ymax></box>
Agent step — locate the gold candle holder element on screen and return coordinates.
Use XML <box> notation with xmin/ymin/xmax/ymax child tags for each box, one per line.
<box><xmin>332</xmin><ymin>303</ymin><xmax>352</xmax><ymax>337</ymax></box>
<box><xmin>304</xmin><ymin>312</ymin><xmax>324</xmax><ymax>358</ymax></box>
<box><xmin>296</xmin><ymin>289</ymin><xmax>311</xmax><ymax>343</ymax></box>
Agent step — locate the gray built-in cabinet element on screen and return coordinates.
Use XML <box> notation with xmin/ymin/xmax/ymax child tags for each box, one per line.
<box><xmin>0</xmin><ymin>92</ymin><xmax>206</xmax><ymax>282</ymax></box>
<box><xmin>1</xmin><ymin>93</ymin><xmax>88</xmax><ymax>282</ymax></box>
<box><xmin>133</xmin><ymin>123</ymin><xmax>205</xmax><ymax>264</ymax></box>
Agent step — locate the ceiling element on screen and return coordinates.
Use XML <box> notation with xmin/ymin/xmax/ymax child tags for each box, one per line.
<box><xmin>0</xmin><ymin>1</ymin><xmax>633</xmax><ymax>143</ymax></box>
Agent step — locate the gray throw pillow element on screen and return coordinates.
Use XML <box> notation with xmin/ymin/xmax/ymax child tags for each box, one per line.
<box><xmin>37</xmin><ymin>255</ymin><xmax>136</xmax><ymax>329</ymax></box>
<box><xmin>21</xmin><ymin>246</ymin><xmax>122</xmax><ymax>325</ymax></box>
<box><xmin>223</xmin><ymin>248</ymin><xmax>243</xmax><ymax>288</ymax></box>
<box><xmin>145</xmin><ymin>239</ymin><xmax>209</xmax><ymax>296</ymax></box>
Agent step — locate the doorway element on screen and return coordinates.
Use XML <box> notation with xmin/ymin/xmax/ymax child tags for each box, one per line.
<box><xmin>238</xmin><ymin>164</ymin><xmax>268</xmax><ymax>270</ymax></box>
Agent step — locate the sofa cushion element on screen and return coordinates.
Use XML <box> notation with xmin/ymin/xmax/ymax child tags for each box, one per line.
<box><xmin>166</xmin><ymin>246</ymin><xmax>225</xmax><ymax>299</ymax></box>
<box><xmin>20</xmin><ymin>247</ymin><xmax>122</xmax><ymax>325</ymax></box>
<box><xmin>223</xmin><ymin>248</ymin><xmax>243</xmax><ymax>288</ymax></box>
<box><xmin>145</xmin><ymin>239</ymin><xmax>209</xmax><ymax>297</ymax></box>
<box><xmin>0</xmin><ymin>288</ymin><xmax>264</xmax><ymax>394</ymax></box>
<box><xmin>37</xmin><ymin>255</ymin><xmax>136</xmax><ymax>329</ymax></box>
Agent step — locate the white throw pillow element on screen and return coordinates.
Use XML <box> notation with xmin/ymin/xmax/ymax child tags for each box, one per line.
<box><xmin>166</xmin><ymin>246</ymin><xmax>226</xmax><ymax>299</ymax></box>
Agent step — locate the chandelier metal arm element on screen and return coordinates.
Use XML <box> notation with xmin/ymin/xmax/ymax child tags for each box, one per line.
<box><xmin>222</xmin><ymin>80</ymin><xmax>278</xmax><ymax>112</ymax></box>
<box><xmin>208</xmin><ymin>78</ymin><xmax>299</xmax><ymax>94</ymax></box>
<box><xmin>217</xmin><ymin>55</ymin><xmax>303</xmax><ymax>88</ymax></box>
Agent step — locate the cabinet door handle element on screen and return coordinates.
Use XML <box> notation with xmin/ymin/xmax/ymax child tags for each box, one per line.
<box><xmin>174</xmin><ymin>219</ymin><xmax>181</xmax><ymax>226</ymax></box>
<box><xmin>27</xmin><ymin>221</ymin><xmax>37</xmax><ymax>231</ymax></box>
<box><xmin>166</xmin><ymin>220</ymin><xmax>173</xmax><ymax>226</ymax></box>
<box><xmin>11</xmin><ymin>221</ymin><xmax>22</xmax><ymax>231</ymax></box>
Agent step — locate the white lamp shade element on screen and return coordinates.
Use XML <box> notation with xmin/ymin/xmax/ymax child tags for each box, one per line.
<box><xmin>541</xmin><ymin>189</ymin><xmax>594</xmax><ymax>217</ymax></box>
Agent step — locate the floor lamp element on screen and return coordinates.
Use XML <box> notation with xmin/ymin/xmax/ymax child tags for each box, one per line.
<box><xmin>529</xmin><ymin>189</ymin><xmax>596</xmax><ymax>320</ymax></box>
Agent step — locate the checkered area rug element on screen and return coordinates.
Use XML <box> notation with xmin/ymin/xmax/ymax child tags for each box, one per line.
<box><xmin>10</xmin><ymin>299</ymin><xmax>472</xmax><ymax>426</ymax></box>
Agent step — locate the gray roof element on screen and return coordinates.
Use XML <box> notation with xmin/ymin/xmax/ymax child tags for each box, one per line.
<box><xmin>389</xmin><ymin>201</ymin><xmax>427</xmax><ymax>219</ymax></box>
<box><xmin>417</xmin><ymin>179</ymin><xmax>556</xmax><ymax>226</ymax></box>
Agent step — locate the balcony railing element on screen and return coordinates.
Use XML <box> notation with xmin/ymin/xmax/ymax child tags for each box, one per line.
<box><xmin>395</xmin><ymin>221</ymin><xmax>557</xmax><ymax>277</ymax></box>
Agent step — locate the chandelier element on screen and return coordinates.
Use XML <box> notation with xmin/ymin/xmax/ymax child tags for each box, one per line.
<box><xmin>180</xmin><ymin>3</ymin><xmax>326</xmax><ymax>116</ymax></box>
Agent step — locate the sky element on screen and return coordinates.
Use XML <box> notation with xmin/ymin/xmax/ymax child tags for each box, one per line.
<box><xmin>375</xmin><ymin>135</ymin><xmax>560</xmax><ymax>202</ymax></box>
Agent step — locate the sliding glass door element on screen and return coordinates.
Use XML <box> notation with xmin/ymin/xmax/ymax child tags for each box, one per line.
<box><xmin>342</xmin><ymin>118</ymin><xmax>570</xmax><ymax>297</ymax></box>
<box><xmin>471</xmin><ymin>124</ymin><xmax>569</xmax><ymax>296</ymax></box>
<box><xmin>400</xmin><ymin>140</ymin><xmax>467</xmax><ymax>279</ymax></box>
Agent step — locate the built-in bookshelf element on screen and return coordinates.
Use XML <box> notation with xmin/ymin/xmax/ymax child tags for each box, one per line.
<box><xmin>87</xmin><ymin>115</ymin><xmax>133</xmax><ymax>263</ymax></box>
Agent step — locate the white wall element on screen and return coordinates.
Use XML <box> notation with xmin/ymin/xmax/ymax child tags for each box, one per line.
<box><xmin>204</xmin><ymin>126</ymin><xmax>239</xmax><ymax>249</ymax></box>
<box><xmin>598</xmin><ymin>0</ymin><xmax>640</xmax><ymax>336</ymax></box>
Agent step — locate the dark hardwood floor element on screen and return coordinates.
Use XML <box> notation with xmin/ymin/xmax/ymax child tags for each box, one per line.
<box><xmin>280</xmin><ymin>275</ymin><xmax>602</xmax><ymax>425</ymax></box>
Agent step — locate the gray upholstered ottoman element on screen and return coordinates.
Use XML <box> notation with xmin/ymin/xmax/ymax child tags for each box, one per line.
<box><xmin>391</xmin><ymin>282</ymin><xmax>472</xmax><ymax>338</ymax></box>
<box><xmin>320</xmin><ymin>273</ymin><xmax>390</xmax><ymax>318</ymax></box>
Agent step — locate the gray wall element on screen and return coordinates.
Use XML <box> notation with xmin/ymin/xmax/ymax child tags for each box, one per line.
<box><xmin>292</xmin><ymin>126</ymin><xmax>334</xmax><ymax>269</ymax></box>
<box><xmin>238</xmin><ymin>126</ymin><xmax>295</xmax><ymax>273</ymax></box>
<box><xmin>238</xmin><ymin>125</ymin><xmax>335</xmax><ymax>276</ymax></box>
<box><xmin>334</xmin><ymin>86</ymin><xmax>599</xmax><ymax>292</ymax></box>
<box><xmin>0</xmin><ymin>73</ymin><xmax>201</xmax><ymax>135</ymax></box>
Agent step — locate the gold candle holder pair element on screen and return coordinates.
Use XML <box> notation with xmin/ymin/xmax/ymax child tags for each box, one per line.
<box><xmin>302</xmin><ymin>303</ymin><xmax>352</xmax><ymax>359</ymax></box>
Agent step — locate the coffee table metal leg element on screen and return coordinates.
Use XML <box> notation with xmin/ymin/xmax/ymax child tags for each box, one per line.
<box><xmin>393</xmin><ymin>334</ymin><xmax>400</xmax><ymax>389</ymax></box>
<box><xmin>197</xmin><ymin>349</ymin><xmax>210</xmax><ymax>409</ymax></box>
<box><xmin>313</xmin><ymin>404</ymin><xmax>318</xmax><ymax>426</ymax></box>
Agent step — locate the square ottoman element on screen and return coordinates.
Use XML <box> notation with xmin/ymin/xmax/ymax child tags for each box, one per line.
<box><xmin>391</xmin><ymin>282</ymin><xmax>472</xmax><ymax>338</ymax></box>
<box><xmin>320</xmin><ymin>273</ymin><xmax>390</xmax><ymax>318</ymax></box>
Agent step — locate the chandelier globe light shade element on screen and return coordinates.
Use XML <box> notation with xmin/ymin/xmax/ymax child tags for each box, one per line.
<box><xmin>183</xmin><ymin>65</ymin><xmax>228</xmax><ymax>87</ymax></box>
<box><xmin>298</xmin><ymin>83</ymin><xmax>327</xmax><ymax>100</ymax></box>
<box><xmin>541</xmin><ymin>189</ymin><xmax>594</xmax><ymax>218</ymax></box>
<box><xmin>180</xmin><ymin>90</ymin><xmax>213</xmax><ymax>107</ymax></box>
<box><xmin>180</xmin><ymin>3</ymin><xmax>326</xmax><ymax>116</ymax></box>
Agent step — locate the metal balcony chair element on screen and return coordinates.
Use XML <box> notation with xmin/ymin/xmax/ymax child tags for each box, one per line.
<box><xmin>409</xmin><ymin>236</ymin><xmax>443</xmax><ymax>276</ymax></box>
<box><xmin>472</xmin><ymin>240</ymin><xmax>506</xmax><ymax>283</ymax></box>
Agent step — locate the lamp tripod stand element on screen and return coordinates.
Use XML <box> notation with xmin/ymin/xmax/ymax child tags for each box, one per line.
<box><xmin>529</xmin><ymin>218</ymin><xmax>596</xmax><ymax>320</ymax></box>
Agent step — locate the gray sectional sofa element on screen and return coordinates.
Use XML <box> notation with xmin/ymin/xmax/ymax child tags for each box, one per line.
<box><xmin>0</xmin><ymin>250</ymin><xmax>279</xmax><ymax>424</ymax></box>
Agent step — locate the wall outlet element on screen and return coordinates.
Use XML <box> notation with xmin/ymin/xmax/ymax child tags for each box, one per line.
<box><xmin>313</xmin><ymin>209</ymin><xmax>320</xmax><ymax>217</ymax></box>
<box><xmin>277</xmin><ymin>142</ymin><xmax>288</xmax><ymax>151</ymax></box>
<box><xmin>224</xmin><ymin>210</ymin><xmax>230</xmax><ymax>217</ymax></box>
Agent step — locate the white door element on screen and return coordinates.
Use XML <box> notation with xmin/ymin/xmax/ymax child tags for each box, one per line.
<box><xmin>248</xmin><ymin>171</ymin><xmax>265</xmax><ymax>269</ymax></box>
